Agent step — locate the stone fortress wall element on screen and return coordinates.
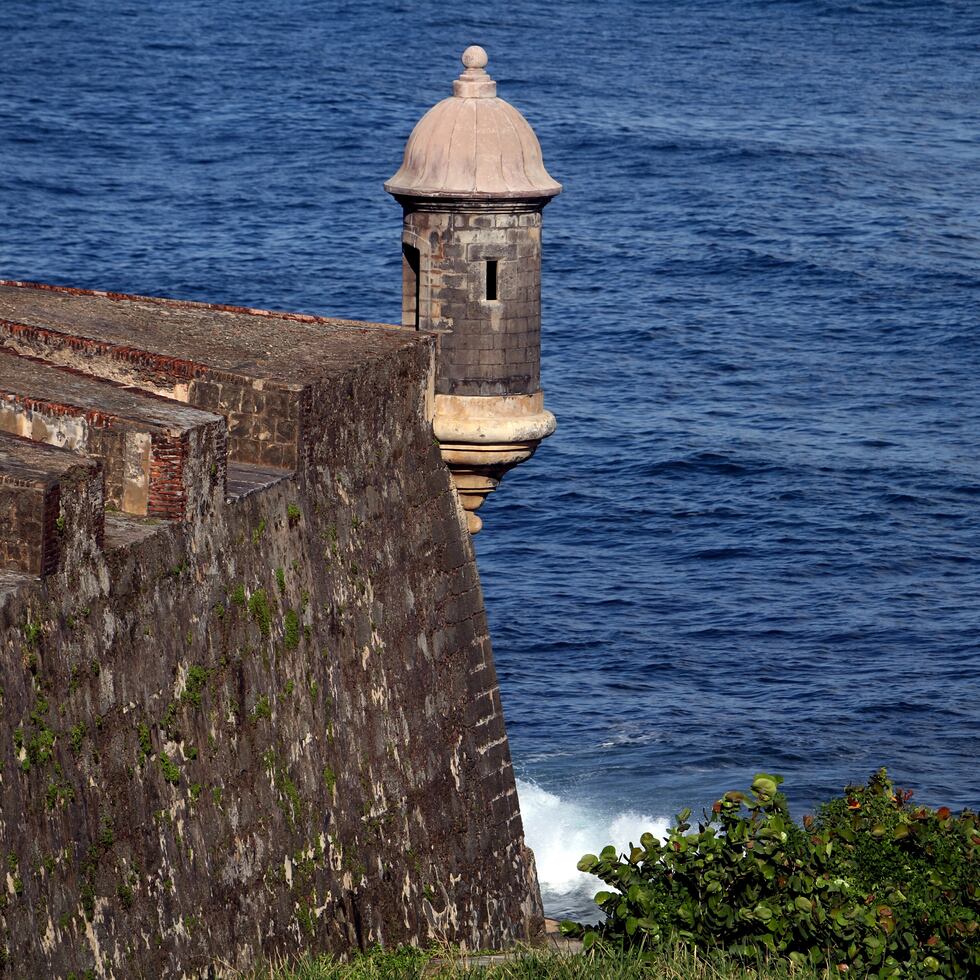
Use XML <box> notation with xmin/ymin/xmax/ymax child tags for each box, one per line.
<box><xmin>0</xmin><ymin>280</ymin><xmax>542</xmax><ymax>977</ymax></box>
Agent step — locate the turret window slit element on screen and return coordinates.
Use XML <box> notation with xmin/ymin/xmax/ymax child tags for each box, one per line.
<box><xmin>402</xmin><ymin>243</ymin><xmax>421</xmax><ymax>329</ymax></box>
<box><xmin>485</xmin><ymin>259</ymin><xmax>498</xmax><ymax>301</ymax></box>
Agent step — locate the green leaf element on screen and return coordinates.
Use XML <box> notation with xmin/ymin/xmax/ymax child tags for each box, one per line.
<box><xmin>752</xmin><ymin>774</ymin><xmax>781</xmax><ymax>798</ymax></box>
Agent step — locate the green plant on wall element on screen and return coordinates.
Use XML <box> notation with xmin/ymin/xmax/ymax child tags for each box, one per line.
<box><xmin>158</xmin><ymin>753</ymin><xmax>181</xmax><ymax>786</ymax></box>
<box><xmin>22</xmin><ymin>619</ymin><xmax>42</xmax><ymax>648</ymax></box>
<box><xmin>248</xmin><ymin>590</ymin><xmax>272</xmax><ymax>635</ymax></box>
<box><xmin>136</xmin><ymin>722</ymin><xmax>152</xmax><ymax>765</ymax></box>
<box><xmin>283</xmin><ymin>609</ymin><xmax>300</xmax><ymax>649</ymax></box>
<box><xmin>251</xmin><ymin>695</ymin><xmax>272</xmax><ymax>721</ymax></box>
<box><xmin>14</xmin><ymin>697</ymin><xmax>56</xmax><ymax>773</ymax></box>
<box><xmin>181</xmin><ymin>665</ymin><xmax>210</xmax><ymax>707</ymax></box>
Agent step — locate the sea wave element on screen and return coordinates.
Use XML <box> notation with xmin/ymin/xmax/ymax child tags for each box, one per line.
<box><xmin>516</xmin><ymin>779</ymin><xmax>670</xmax><ymax>920</ymax></box>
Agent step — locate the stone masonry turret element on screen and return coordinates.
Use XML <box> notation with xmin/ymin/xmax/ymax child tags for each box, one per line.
<box><xmin>386</xmin><ymin>46</ymin><xmax>560</xmax><ymax>533</ymax></box>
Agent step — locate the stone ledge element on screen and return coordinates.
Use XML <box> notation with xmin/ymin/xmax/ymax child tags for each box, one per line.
<box><xmin>0</xmin><ymin>280</ymin><xmax>415</xmax><ymax>383</ymax></box>
<box><xmin>0</xmin><ymin>280</ymin><xmax>426</xmax><ymax>470</ymax></box>
<box><xmin>226</xmin><ymin>461</ymin><xmax>291</xmax><ymax>500</ymax></box>
<box><xmin>0</xmin><ymin>432</ymin><xmax>103</xmax><ymax>576</ymax></box>
<box><xmin>0</xmin><ymin>350</ymin><xmax>225</xmax><ymax>520</ymax></box>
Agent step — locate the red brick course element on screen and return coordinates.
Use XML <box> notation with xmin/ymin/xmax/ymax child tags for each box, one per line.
<box><xmin>148</xmin><ymin>432</ymin><xmax>189</xmax><ymax>521</ymax></box>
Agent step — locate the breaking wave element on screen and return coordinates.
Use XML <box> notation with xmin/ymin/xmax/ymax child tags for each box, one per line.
<box><xmin>516</xmin><ymin>779</ymin><xmax>670</xmax><ymax>920</ymax></box>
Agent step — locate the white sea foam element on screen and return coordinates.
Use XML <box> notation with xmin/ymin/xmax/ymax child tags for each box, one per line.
<box><xmin>516</xmin><ymin>778</ymin><xmax>671</xmax><ymax>918</ymax></box>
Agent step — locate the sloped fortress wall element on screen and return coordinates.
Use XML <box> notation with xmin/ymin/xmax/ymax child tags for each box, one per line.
<box><xmin>0</xmin><ymin>282</ymin><xmax>542</xmax><ymax>977</ymax></box>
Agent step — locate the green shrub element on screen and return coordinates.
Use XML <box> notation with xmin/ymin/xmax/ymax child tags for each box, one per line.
<box><xmin>564</xmin><ymin>770</ymin><xmax>980</xmax><ymax>978</ymax></box>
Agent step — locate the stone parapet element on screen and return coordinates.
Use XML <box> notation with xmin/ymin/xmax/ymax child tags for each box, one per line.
<box><xmin>0</xmin><ymin>280</ymin><xmax>416</xmax><ymax>471</ymax></box>
<box><xmin>0</xmin><ymin>350</ymin><xmax>225</xmax><ymax>520</ymax></box>
<box><xmin>0</xmin><ymin>433</ymin><xmax>103</xmax><ymax>576</ymax></box>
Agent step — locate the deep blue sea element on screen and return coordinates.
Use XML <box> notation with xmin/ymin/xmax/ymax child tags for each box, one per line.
<box><xmin>2</xmin><ymin>0</ymin><xmax>979</xmax><ymax>920</ymax></box>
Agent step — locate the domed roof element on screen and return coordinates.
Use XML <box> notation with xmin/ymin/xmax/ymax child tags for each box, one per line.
<box><xmin>385</xmin><ymin>46</ymin><xmax>561</xmax><ymax>201</ymax></box>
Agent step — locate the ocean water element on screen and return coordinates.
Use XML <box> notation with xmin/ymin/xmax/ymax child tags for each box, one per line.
<box><xmin>2</xmin><ymin>0</ymin><xmax>980</xmax><ymax>922</ymax></box>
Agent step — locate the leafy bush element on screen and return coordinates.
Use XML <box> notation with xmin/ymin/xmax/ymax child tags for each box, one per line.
<box><xmin>563</xmin><ymin>770</ymin><xmax>980</xmax><ymax>978</ymax></box>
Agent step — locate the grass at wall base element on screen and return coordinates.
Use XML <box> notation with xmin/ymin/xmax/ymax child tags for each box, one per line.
<box><xmin>562</xmin><ymin>770</ymin><xmax>980</xmax><ymax>978</ymax></box>
<box><xmin>249</xmin><ymin>944</ymin><xmax>840</xmax><ymax>978</ymax></box>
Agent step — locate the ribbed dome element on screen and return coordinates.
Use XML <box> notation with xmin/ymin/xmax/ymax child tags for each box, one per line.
<box><xmin>385</xmin><ymin>46</ymin><xmax>561</xmax><ymax>201</ymax></box>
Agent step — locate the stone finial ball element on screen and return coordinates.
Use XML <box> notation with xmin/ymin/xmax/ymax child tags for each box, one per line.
<box><xmin>462</xmin><ymin>45</ymin><xmax>488</xmax><ymax>70</ymax></box>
